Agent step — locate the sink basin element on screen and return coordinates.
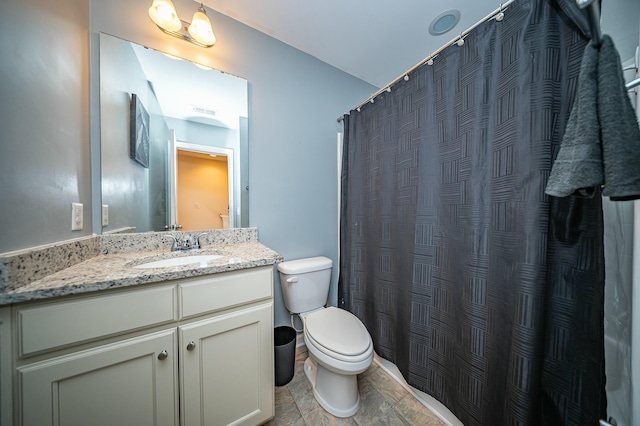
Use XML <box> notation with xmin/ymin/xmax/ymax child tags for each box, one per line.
<box><xmin>133</xmin><ymin>255</ymin><xmax>223</xmax><ymax>269</ymax></box>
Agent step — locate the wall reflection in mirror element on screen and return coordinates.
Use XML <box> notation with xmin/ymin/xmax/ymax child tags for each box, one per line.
<box><xmin>99</xmin><ymin>33</ymin><xmax>248</xmax><ymax>234</ymax></box>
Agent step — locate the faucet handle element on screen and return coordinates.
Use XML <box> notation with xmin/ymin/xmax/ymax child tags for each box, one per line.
<box><xmin>194</xmin><ymin>232</ymin><xmax>210</xmax><ymax>249</ymax></box>
<box><xmin>163</xmin><ymin>234</ymin><xmax>179</xmax><ymax>251</ymax></box>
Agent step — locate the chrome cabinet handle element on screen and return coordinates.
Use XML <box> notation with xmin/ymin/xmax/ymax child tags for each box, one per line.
<box><xmin>186</xmin><ymin>341</ymin><xmax>196</xmax><ymax>351</ymax></box>
<box><xmin>158</xmin><ymin>350</ymin><xmax>168</xmax><ymax>360</ymax></box>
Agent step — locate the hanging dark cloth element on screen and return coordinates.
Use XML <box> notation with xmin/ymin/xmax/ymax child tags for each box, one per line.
<box><xmin>338</xmin><ymin>0</ymin><xmax>606</xmax><ymax>425</ymax></box>
<box><xmin>545</xmin><ymin>34</ymin><xmax>640</xmax><ymax>200</ymax></box>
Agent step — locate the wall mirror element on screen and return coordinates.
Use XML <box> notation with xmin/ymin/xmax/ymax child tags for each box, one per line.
<box><xmin>99</xmin><ymin>33</ymin><xmax>248</xmax><ymax>234</ymax></box>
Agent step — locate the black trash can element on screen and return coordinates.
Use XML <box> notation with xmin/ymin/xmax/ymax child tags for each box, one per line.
<box><xmin>274</xmin><ymin>326</ymin><xmax>296</xmax><ymax>386</ymax></box>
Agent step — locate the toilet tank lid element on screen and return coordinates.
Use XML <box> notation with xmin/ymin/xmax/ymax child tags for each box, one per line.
<box><xmin>277</xmin><ymin>256</ymin><xmax>332</xmax><ymax>274</ymax></box>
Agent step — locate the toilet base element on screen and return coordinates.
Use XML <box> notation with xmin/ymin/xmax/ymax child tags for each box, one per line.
<box><xmin>304</xmin><ymin>356</ymin><xmax>360</xmax><ymax>418</ymax></box>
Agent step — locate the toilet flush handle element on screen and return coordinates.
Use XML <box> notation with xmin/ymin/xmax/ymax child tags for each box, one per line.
<box><xmin>286</xmin><ymin>277</ymin><xmax>299</xmax><ymax>284</ymax></box>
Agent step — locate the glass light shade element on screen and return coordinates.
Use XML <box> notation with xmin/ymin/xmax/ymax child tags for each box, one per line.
<box><xmin>148</xmin><ymin>0</ymin><xmax>181</xmax><ymax>32</ymax></box>
<box><xmin>188</xmin><ymin>9</ymin><xmax>216</xmax><ymax>46</ymax></box>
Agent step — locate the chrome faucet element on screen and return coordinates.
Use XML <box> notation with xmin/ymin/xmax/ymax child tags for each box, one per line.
<box><xmin>164</xmin><ymin>232</ymin><xmax>209</xmax><ymax>251</ymax></box>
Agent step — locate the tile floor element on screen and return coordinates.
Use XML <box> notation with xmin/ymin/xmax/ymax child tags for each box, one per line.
<box><xmin>266</xmin><ymin>346</ymin><xmax>445</xmax><ymax>426</ymax></box>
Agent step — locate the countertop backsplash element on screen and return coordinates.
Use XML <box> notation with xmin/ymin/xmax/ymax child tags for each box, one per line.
<box><xmin>0</xmin><ymin>236</ymin><xmax>101</xmax><ymax>293</ymax></box>
<box><xmin>100</xmin><ymin>228</ymin><xmax>258</xmax><ymax>254</ymax></box>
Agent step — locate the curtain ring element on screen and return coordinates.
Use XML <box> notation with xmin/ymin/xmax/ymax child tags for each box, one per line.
<box><xmin>495</xmin><ymin>3</ymin><xmax>505</xmax><ymax>21</ymax></box>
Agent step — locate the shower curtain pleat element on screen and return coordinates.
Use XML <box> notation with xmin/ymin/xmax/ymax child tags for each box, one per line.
<box><xmin>338</xmin><ymin>1</ymin><xmax>607</xmax><ymax>424</ymax></box>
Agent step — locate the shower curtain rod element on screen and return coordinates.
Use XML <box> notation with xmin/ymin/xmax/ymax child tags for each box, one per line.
<box><xmin>336</xmin><ymin>0</ymin><xmax>516</xmax><ymax>123</ymax></box>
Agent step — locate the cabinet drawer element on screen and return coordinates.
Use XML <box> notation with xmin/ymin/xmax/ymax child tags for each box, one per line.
<box><xmin>179</xmin><ymin>267</ymin><xmax>272</xmax><ymax>319</ymax></box>
<box><xmin>16</xmin><ymin>284</ymin><xmax>177</xmax><ymax>358</ymax></box>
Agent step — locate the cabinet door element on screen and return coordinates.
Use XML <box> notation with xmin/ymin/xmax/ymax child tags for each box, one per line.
<box><xmin>17</xmin><ymin>329</ymin><xmax>178</xmax><ymax>426</ymax></box>
<box><xmin>180</xmin><ymin>303</ymin><xmax>274</xmax><ymax>426</ymax></box>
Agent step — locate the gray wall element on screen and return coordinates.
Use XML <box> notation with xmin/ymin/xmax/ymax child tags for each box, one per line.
<box><xmin>0</xmin><ymin>0</ymin><xmax>92</xmax><ymax>250</ymax></box>
<box><xmin>166</xmin><ymin>117</ymin><xmax>239</xmax><ymax>150</ymax></box>
<box><xmin>100</xmin><ymin>34</ymin><xmax>168</xmax><ymax>233</ymax></box>
<box><xmin>1</xmin><ymin>0</ymin><xmax>376</xmax><ymax>326</ymax></box>
<box><xmin>601</xmin><ymin>0</ymin><xmax>640</xmax><ymax>63</ymax></box>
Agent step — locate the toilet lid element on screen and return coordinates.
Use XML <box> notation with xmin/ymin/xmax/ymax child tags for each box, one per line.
<box><xmin>305</xmin><ymin>307</ymin><xmax>371</xmax><ymax>356</ymax></box>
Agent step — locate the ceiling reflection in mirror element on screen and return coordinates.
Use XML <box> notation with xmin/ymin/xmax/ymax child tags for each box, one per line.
<box><xmin>99</xmin><ymin>33</ymin><xmax>248</xmax><ymax>234</ymax></box>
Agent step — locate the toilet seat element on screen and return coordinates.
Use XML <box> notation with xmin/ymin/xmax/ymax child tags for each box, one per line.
<box><xmin>304</xmin><ymin>307</ymin><xmax>372</xmax><ymax>363</ymax></box>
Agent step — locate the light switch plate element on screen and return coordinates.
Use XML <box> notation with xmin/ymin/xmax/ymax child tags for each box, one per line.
<box><xmin>102</xmin><ymin>204</ymin><xmax>109</xmax><ymax>226</ymax></box>
<box><xmin>71</xmin><ymin>203</ymin><xmax>83</xmax><ymax>231</ymax></box>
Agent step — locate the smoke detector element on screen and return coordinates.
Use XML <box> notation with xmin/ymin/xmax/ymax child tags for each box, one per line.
<box><xmin>192</xmin><ymin>105</ymin><xmax>216</xmax><ymax>116</ymax></box>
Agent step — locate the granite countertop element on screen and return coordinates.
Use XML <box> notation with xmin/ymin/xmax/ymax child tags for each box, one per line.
<box><xmin>1</xmin><ymin>242</ymin><xmax>283</xmax><ymax>306</ymax></box>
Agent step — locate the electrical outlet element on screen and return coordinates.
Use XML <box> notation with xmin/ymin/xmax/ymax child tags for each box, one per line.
<box><xmin>102</xmin><ymin>204</ymin><xmax>109</xmax><ymax>226</ymax></box>
<box><xmin>71</xmin><ymin>203</ymin><xmax>83</xmax><ymax>231</ymax></box>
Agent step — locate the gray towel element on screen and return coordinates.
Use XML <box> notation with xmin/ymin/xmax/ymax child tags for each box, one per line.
<box><xmin>598</xmin><ymin>36</ymin><xmax>640</xmax><ymax>200</ymax></box>
<box><xmin>545</xmin><ymin>35</ymin><xmax>640</xmax><ymax>200</ymax></box>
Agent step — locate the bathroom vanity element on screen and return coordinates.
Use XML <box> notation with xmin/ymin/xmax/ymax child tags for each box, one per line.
<box><xmin>0</xmin><ymin>229</ymin><xmax>282</xmax><ymax>426</ymax></box>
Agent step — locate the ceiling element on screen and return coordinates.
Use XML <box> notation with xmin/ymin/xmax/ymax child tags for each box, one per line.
<box><xmin>130</xmin><ymin>41</ymin><xmax>247</xmax><ymax>128</ymax></box>
<box><xmin>199</xmin><ymin>0</ymin><xmax>505</xmax><ymax>88</ymax></box>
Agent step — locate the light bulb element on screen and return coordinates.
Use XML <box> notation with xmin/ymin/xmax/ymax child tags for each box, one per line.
<box><xmin>188</xmin><ymin>6</ymin><xmax>216</xmax><ymax>46</ymax></box>
<box><xmin>148</xmin><ymin>0</ymin><xmax>181</xmax><ymax>32</ymax></box>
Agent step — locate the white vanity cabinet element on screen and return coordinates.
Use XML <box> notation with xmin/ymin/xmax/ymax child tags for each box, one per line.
<box><xmin>177</xmin><ymin>267</ymin><xmax>275</xmax><ymax>426</ymax></box>
<box><xmin>2</xmin><ymin>266</ymin><xmax>274</xmax><ymax>426</ymax></box>
<box><xmin>18</xmin><ymin>328</ymin><xmax>178</xmax><ymax>426</ymax></box>
<box><xmin>179</xmin><ymin>304</ymin><xmax>272</xmax><ymax>426</ymax></box>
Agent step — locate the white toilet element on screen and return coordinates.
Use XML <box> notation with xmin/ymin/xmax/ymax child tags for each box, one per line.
<box><xmin>278</xmin><ymin>256</ymin><xmax>373</xmax><ymax>418</ymax></box>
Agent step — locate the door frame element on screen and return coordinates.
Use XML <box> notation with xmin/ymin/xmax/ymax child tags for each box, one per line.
<box><xmin>167</xmin><ymin>132</ymin><xmax>235</xmax><ymax>229</ymax></box>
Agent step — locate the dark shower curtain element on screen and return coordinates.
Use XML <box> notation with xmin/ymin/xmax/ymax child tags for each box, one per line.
<box><xmin>339</xmin><ymin>1</ymin><xmax>606</xmax><ymax>425</ymax></box>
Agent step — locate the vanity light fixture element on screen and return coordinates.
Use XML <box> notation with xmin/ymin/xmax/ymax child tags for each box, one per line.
<box><xmin>148</xmin><ymin>0</ymin><xmax>216</xmax><ymax>48</ymax></box>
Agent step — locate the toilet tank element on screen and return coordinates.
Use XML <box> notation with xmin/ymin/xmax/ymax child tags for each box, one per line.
<box><xmin>277</xmin><ymin>256</ymin><xmax>332</xmax><ymax>314</ymax></box>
